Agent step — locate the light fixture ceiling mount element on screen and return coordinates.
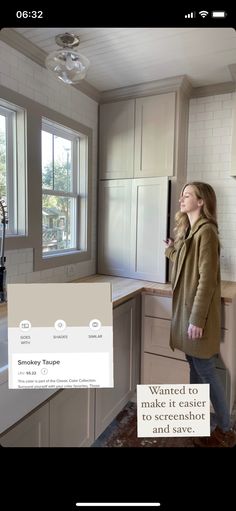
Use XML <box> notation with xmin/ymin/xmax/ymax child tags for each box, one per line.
<box><xmin>55</xmin><ymin>33</ymin><xmax>80</xmax><ymax>48</ymax></box>
<box><xmin>45</xmin><ymin>32</ymin><xmax>90</xmax><ymax>85</ymax></box>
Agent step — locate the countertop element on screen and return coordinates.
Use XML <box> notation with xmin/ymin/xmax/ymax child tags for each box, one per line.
<box><xmin>71</xmin><ymin>274</ymin><xmax>236</xmax><ymax>304</ymax></box>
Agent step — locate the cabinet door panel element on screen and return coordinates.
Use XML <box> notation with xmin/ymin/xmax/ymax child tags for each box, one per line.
<box><xmin>0</xmin><ymin>403</ymin><xmax>49</xmax><ymax>447</ymax></box>
<box><xmin>95</xmin><ymin>299</ymin><xmax>137</xmax><ymax>439</ymax></box>
<box><xmin>144</xmin><ymin>294</ymin><xmax>172</xmax><ymax>319</ymax></box>
<box><xmin>135</xmin><ymin>93</ymin><xmax>175</xmax><ymax>177</ymax></box>
<box><xmin>144</xmin><ymin>317</ymin><xmax>185</xmax><ymax>361</ymax></box>
<box><xmin>130</xmin><ymin>177</ymin><xmax>168</xmax><ymax>282</ymax></box>
<box><xmin>50</xmin><ymin>389</ymin><xmax>95</xmax><ymax>447</ymax></box>
<box><xmin>98</xmin><ymin>180</ymin><xmax>132</xmax><ymax>276</ymax></box>
<box><xmin>142</xmin><ymin>353</ymin><xmax>189</xmax><ymax>384</ymax></box>
<box><xmin>99</xmin><ymin>100</ymin><xmax>135</xmax><ymax>179</ymax></box>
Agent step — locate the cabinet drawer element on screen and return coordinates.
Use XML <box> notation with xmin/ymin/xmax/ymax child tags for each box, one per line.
<box><xmin>144</xmin><ymin>317</ymin><xmax>185</xmax><ymax>361</ymax></box>
<box><xmin>221</xmin><ymin>303</ymin><xmax>231</xmax><ymax>329</ymax></box>
<box><xmin>144</xmin><ymin>295</ymin><xmax>172</xmax><ymax>319</ymax></box>
<box><xmin>142</xmin><ymin>353</ymin><xmax>189</xmax><ymax>385</ymax></box>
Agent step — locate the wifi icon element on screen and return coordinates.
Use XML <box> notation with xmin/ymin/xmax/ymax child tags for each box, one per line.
<box><xmin>199</xmin><ymin>10</ymin><xmax>209</xmax><ymax>17</ymax></box>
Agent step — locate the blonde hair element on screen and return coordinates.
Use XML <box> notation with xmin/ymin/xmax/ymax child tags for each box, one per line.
<box><xmin>174</xmin><ymin>182</ymin><xmax>218</xmax><ymax>242</ymax></box>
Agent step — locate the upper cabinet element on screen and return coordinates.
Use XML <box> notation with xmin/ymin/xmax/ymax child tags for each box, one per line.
<box><xmin>99</xmin><ymin>99</ymin><xmax>135</xmax><ymax>179</ymax></box>
<box><xmin>99</xmin><ymin>91</ymin><xmax>183</xmax><ymax>180</ymax></box>
<box><xmin>134</xmin><ymin>93</ymin><xmax>175</xmax><ymax>177</ymax></box>
<box><xmin>98</xmin><ymin>85</ymin><xmax>189</xmax><ymax>282</ymax></box>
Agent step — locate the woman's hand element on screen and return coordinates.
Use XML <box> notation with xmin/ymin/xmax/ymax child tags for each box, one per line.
<box><xmin>188</xmin><ymin>323</ymin><xmax>203</xmax><ymax>340</ymax></box>
<box><xmin>163</xmin><ymin>237</ymin><xmax>174</xmax><ymax>247</ymax></box>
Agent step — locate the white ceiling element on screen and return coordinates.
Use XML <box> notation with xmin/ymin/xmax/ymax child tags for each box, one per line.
<box><xmin>7</xmin><ymin>27</ymin><xmax>236</xmax><ymax>92</ymax></box>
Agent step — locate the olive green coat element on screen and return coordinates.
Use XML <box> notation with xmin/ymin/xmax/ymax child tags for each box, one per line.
<box><xmin>165</xmin><ymin>217</ymin><xmax>221</xmax><ymax>359</ymax></box>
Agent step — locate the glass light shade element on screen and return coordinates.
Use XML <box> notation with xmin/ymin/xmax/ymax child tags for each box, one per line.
<box><xmin>45</xmin><ymin>48</ymin><xmax>90</xmax><ymax>84</ymax></box>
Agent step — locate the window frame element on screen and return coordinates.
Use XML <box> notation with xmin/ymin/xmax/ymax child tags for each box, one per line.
<box><xmin>0</xmin><ymin>84</ymin><xmax>92</xmax><ymax>267</ymax></box>
<box><xmin>34</xmin><ymin>110</ymin><xmax>92</xmax><ymax>271</ymax></box>
<box><xmin>0</xmin><ymin>100</ymin><xmax>27</xmax><ymax>236</ymax></box>
<box><xmin>41</xmin><ymin>119</ymin><xmax>80</xmax><ymax>257</ymax></box>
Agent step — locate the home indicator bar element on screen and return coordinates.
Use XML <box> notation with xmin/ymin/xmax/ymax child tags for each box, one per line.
<box><xmin>75</xmin><ymin>505</ymin><xmax>161</xmax><ymax>508</ymax></box>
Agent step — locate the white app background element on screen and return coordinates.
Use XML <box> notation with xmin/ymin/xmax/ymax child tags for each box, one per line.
<box><xmin>7</xmin><ymin>283</ymin><xmax>113</xmax><ymax>389</ymax></box>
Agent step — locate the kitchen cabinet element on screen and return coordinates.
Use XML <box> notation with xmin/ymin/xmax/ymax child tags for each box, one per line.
<box><xmin>141</xmin><ymin>293</ymin><xmax>235</xmax><ymax>413</ymax></box>
<box><xmin>98</xmin><ymin>176</ymin><xmax>169</xmax><ymax>283</ymax></box>
<box><xmin>134</xmin><ymin>93</ymin><xmax>175</xmax><ymax>177</ymax></box>
<box><xmin>141</xmin><ymin>294</ymin><xmax>189</xmax><ymax>385</ymax></box>
<box><xmin>98</xmin><ymin>88</ymin><xmax>189</xmax><ymax>282</ymax></box>
<box><xmin>0</xmin><ymin>402</ymin><xmax>49</xmax><ymax>447</ymax></box>
<box><xmin>215</xmin><ymin>300</ymin><xmax>236</xmax><ymax>412</ymax></box>
<box><xmin>99</xmin><ymin>99</ymin><xmax>135</xmax><ymax>179</ymax></box>
<box><xmin>0</xmin><ymin>390</ymin><xmax>95</xmax><ymax>448</ymax></box>
<box><xmin>98</xmin><ymin>179</ymin><xmax>132</xmax><ymax>277</ymax></box>
<box><xmin>99</xmin><ymin>92</ymin><xmax>183</xmax><ymax>180</ymax></box>
<box><xmin>95</xmin><ymin>297</ymin><xmax>140</xmax><ymax>439</ymax></box>
<box><xmin>49</xmin><ymin>389</ymin><xmax>95</xmax><ymax>447</ymax></box>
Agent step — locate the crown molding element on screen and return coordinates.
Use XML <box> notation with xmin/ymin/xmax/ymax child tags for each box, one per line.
<box><xmin>100</xmin><ymin>75</ymin><xmax>193</xmax><ymax>103</ymax></box>
<box><xmin>0</xmin><ymin>28</ymin><xmax>101</xmax><ymax>103</ymax></box>
<box><xmin>191</xmin><ymin>81</ymin><xmax>236</xmax><ymax>98</ymax></box>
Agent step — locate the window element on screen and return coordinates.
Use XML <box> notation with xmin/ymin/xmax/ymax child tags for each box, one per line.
<box><xmin>0</xmin><ymin>101</ymin><xmax>26</xmax><ymax>235</ymax></box>
<box><xmin>42</xmin><ymin>119</ymin><xmax>88</xmax><ymax>257</ymax></box>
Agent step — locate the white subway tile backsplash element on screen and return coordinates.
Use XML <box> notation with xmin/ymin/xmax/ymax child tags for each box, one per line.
<box><xmin>213</xmin><ymin>127</ymin><xmax>231</xmax><ymax>137</ymax></box>
<box><xmin>204</xmin><ymin>119</ymin><xmax>222</xmax><ymax>129</ymax></box>
<box><xmin>196</xmin><ymin>111</ymin><xmax>213</xmax><ymax>121</ymax></box>
<box><xmin>214</xmin><ymin>109</ymin><xmax>232</xmax><ymax>119</ymax></box>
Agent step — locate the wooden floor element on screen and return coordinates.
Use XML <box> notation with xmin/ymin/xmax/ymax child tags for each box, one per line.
<box><xmin>92</xmin><ymin>399</ymin><xmax>236</xmax><ymax>448</ymax></box>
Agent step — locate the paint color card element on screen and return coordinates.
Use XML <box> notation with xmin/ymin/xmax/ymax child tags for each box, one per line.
<box><xmin>7</xmin><ymin>283</ymin><xmax>113</xmax><ymax>389</ymax></box>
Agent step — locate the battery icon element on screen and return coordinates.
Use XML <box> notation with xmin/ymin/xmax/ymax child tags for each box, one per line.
<box><xmin>211</xmin><ymin>11</ymin><xmax>227</xmax><ymax>18</ymax></box>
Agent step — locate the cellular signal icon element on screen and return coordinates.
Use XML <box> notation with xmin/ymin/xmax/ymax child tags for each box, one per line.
<box><xmin>185</xmin><ymin>12</ymin><xmax>196</xmax><ymax>18</ymax></box>
<box><xmin>199</xmin><ymin>10</ymin><xmax>209</xmax><ymax>17</ymax></box>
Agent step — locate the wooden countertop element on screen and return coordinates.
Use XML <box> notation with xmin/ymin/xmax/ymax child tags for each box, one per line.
<box><xmin>72</xmin><ymin>274</ymin><xmax>236</xmax><ymax>305</ymax></box>
<box><xmin>71</xmin><ymin>275</ymin><xmax>172</xmax><ymax>306</ymax></box>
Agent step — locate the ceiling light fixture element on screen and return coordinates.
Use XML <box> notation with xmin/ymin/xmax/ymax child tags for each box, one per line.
<box><xmin>45</xmin><ymin>33</ymin><xmax>90</xmax><ymax>85</ymax></box>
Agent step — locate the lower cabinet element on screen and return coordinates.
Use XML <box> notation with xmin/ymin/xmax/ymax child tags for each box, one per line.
<box><xmin>142</xmin><ymin>353</ymin><xmax>189</xmax><ymax>384</ymax></box>
<box><xmin>0</xmin><ymin>389</ymin><xmax>95</xmax><ymax>448</ymax></box>
<box><xmin>142</xmin><ymin>293</ymin><xmax>235</xmax><ymax>413</ymax></box>
<box><xmin>95</xmin><ymin>297</ymin><xmax>140</xmax><ymax>439</ymax></box>
<box><xmin>49</xmin><ymin>389</ymin><xmax>95</xmax><ymax>447</ymax></box>
<box><xmin>0</xmin><ymin>402</ymin><xmax>50</xmax><ymax>447</ymax></box>
<box><xmin>0</xmin><ymin>297</ymin><xmax>140</xmax><ymax>447</ymax></box>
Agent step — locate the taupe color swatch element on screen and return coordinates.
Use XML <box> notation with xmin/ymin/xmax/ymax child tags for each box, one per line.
<box><xmin>7</xmin><ymin>283</ymin><xmax>112</xmax><ymax>327</ymax></box>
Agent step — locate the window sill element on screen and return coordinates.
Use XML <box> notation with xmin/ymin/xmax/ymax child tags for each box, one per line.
<box><xmin>34</xmin><ymin>246</ymin><xmax>91</xmax><ymax>271</ymax></box>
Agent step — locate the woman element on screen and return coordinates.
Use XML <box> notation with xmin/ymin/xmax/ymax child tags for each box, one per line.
<box><xmin>164</xmin><ymin>182</ymin><xmax>236</xmax><ymax>448</ymax></box>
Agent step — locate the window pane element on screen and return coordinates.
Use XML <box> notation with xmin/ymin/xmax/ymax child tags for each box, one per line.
<box><xmin>54</xmin><ymin>137</ymin><xmax>72</xmax><ymax>193</ymax></box>
<box><xmin>0</xmin><ymin>115</ymin><xmax>7</xmax><ymax>198</ymax></box>
<box><xmin>42</xmin><ymin>131</ymin><xmax>53</xmax><ymax>189</ymax></box>
<box><xmin>42</xmin><ymin>194</ymin><xmax>75</xmax><ymax>253</ymax></box>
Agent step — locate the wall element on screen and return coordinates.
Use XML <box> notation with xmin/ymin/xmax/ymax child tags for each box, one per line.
<box><xmin>187</xmin><ymin>92</ymin><xmax>236</xmax><ymax>282</ymax></box>
<box><xmin>0</xmin><ymin>40</ymin><xmax>98</xmax><ymax>283</ymax></box>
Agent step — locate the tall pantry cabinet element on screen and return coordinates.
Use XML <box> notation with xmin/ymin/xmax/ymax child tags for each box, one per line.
<box><xmin>98</xmin><ymin>83</ymin><xmax>189</xmax><ymax>283</ymax></box>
